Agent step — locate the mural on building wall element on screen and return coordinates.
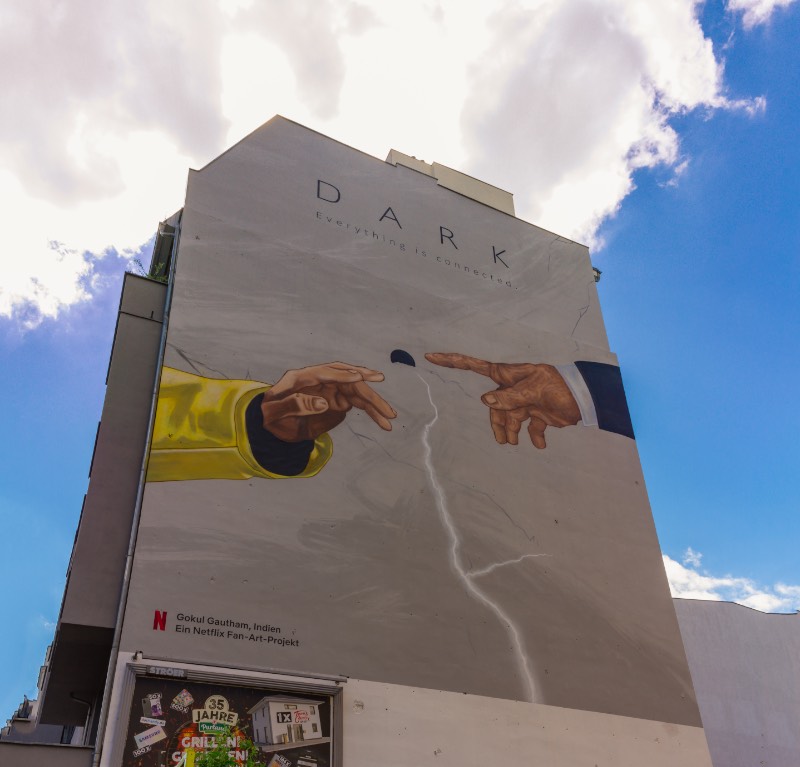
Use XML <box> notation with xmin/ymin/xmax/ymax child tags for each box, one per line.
<box><xmin>424</xmin><ymin>352</ymin><xmax>633</xmax><ymax>447</ymax></box>
<box><xmin>147</xmin><ymin>362</ymin><xmax>395</xmax><ymax>482</ymax></box>
<box><xmin>147</xmin><ymin>353</ymin><xmax>632</xmax><ymax>482</ymax></box>
<box><xmin>120</xmin><ymin>117</ymin><xmax>702</xmax><ymax>729</ymax></box>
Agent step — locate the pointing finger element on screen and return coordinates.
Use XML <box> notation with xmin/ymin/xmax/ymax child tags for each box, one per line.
<box><xmin>425</xmin><ymin>352</ymin><xmax>493</xmax><ymax>377</ymax></box>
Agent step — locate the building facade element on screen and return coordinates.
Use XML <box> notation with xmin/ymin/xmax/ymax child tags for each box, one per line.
<box><xmin>676</xmin><ymin>598</ymin><xmax>800</xmax><ymax>767</ymax></box>
<box><xmin>3</xmin><ymin>117</ymin><xmax>718</xmax><ymax>767</ymax></box>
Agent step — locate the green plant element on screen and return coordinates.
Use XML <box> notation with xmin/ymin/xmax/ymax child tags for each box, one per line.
<box><xmin>194</xmin><ymin>733</ymin><xmax>263</xmax><ymax>767</ymax></box>
<box><xmin>129</xmin><ymin>257</ymin><xmax>169</xmax><ymax>284</ymax></box>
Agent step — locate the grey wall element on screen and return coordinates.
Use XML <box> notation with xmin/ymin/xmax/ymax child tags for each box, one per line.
<box><xmin>339</xmin><ymin>677</ymin><xmax>712</xmax><ymax>767</ymax></box>
<box><xmin>0</xmin><ymin>742</ymin><xmax>93</xmax><ymax>767</ymax></box>
<box><xmin>61</xmin><ymin>274</ymin><xmax>167</xmax><ymax>628</ymax></box>
<box><xmin>40</xmin><ymin>274</ymin><xmax>167</xmax><ymax>726</ymax></box>
<box><xmin>676</xmin><ymin>599</ymin><xmax>800</xmax><ymax>767</ymax></box>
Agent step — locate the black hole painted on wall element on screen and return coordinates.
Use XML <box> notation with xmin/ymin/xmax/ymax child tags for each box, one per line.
<box><xmin>390</xmin><ymin>349</ymin><xmax>416</xmax><ymax>367</ymax></box>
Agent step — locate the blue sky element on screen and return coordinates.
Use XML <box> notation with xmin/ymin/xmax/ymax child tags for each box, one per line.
<box><xmin>596</xmin><ymin>1</ymin><xmax>800</xmax><ymax>591</ymax></box>
<box><xmin>1</xmin><ymin>0</ymin><xmax>798</xmax><ymax>720</ymax></box>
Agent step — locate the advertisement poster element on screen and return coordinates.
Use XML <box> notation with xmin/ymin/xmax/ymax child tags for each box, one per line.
<box><xmin>121</xmin><ymin>676</ymin><xmax>331</xmax><ymax>767</ymax></box>
<box><xmin>119</xmin><ymin>117</ymin><xmax>701</xmax><ymax>727</ymax></box>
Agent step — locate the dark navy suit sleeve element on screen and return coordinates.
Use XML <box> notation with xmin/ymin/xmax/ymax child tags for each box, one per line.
<box><xmin>574</xmin><ymin>361</ymin><xmax>635</xmax><ymax>439</ymax></box>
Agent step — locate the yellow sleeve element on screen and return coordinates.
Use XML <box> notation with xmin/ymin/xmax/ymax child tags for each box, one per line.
<box><xmin>146</xmin><ymin>367</ymin><xmax>332</xmax><ymax>482</ymax></box>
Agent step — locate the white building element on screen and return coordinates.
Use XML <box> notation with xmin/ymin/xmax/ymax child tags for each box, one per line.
<box><xmin>249</xmin><ymin>696</ymin><xmax>325</xmax><ymax>746</ymax></box>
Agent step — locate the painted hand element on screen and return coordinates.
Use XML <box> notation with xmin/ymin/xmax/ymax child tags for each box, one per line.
<box><xmin>261</xmin><ymin>362</ymin><xmax>397</xmax><ymax>442</ymax></box>
<box><xmin>425</xmin><ymin>352</ymin><xmax>580</xmax><ymax>449</ymax></box>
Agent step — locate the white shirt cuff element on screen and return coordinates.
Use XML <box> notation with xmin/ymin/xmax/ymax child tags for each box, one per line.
<box><xmin>555</xmin><ymin>364</ymin><xmax>598</xmax><ymax>428</ymax></box>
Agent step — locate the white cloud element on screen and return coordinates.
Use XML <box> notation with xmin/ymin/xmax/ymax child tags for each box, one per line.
<box><xmin>682</xmin><ymin>546</ymin><xmax>703</xmax><ymax>568</ymax></box>
<box><xmin>0</xmin><ymin>129</ymin><xmax>195</xmax><ymax>325</ymax></box>
<box><xmin>664</xmin><ymin>550</ymin><xmax>800</xmax><ymax>613</ymax></box>
<box><xmin>0</xmin><ymin>0</ymin><xmax>774</xmax><ymax>325</ymax></box>
<box><xmin>728</xmin><ymin>0</ymin><xmax>799</xmax><ymax>29</ymax></box>
<box><xmin>460</xmin><ymin>0</ymin><xmax>765</xmax><ymax>245</ymax></box>
<box><xmin>0</xmin><ymin>0</ymin><xmax>225</xmax><ymax>327</ymax></box>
